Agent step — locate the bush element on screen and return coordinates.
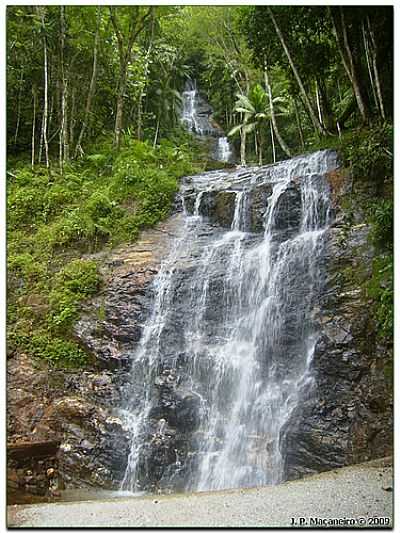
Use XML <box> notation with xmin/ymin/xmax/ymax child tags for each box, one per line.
<box><xmin>7</xmin><ymin>133</ymin><xmax>202</xmax><ymax>367</ymax></box>
<box><xmin>341</xmin><ymin>122</ymin><xmax>393</xmax><ymax>182</ymax></box>
<box><xmin>54</xmin><ymin>259</ymin><xmax>100</xmax><ymax>296</ymax></box>
<box><xmin>369</xmin><ymin>199</ymin><xmax>393</xmax><ymax>251</ymax></box>
<box><xmin>8</xmin><ymin>252</ymin><xmax>47</xmax><ymax>283</ymax></box>
<box><xmin>48</xmin><ymin>260</ymin><xmax>101</xmax><ymax>332</ymax></box>
<box><xmin>367</xmin><ymin>255</ymin><xmax>393</xmax><ymax>341</ymax></box>
<box><xmin>9</xmin><ymin>331</ymin><xmax>87</xmax><ymax>367</ymax></box>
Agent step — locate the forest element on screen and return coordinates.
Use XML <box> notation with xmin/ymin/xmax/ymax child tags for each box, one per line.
<box><xmin>7</xmin><ymin>6</ymin><xmax>393</xmax><ymax>367</ymax></box>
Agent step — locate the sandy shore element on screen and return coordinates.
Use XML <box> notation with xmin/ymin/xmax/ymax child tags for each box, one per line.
<box><xmin>8</xmin><ymin>458</ymin><xmax>393</xmax><ymax>528</ymax></box>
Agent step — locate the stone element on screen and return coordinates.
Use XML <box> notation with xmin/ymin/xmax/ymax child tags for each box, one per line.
<box><xmin>282</xmin><ymin>170</ymin><xmax>393</xmax><ymax>480</ymax></box>
<box><xmin>53</xmin><ymin>398</ymin><xmax>93</xmax><ymax>420</ymax></box>
<box><xmin>272</xmin><ymin>183</ymin><xmax>302</xmax><ymax>239</ymax></box>
<box><xmin>249</xmin><ymin>183</ymin><xmax>273</xmax><ymax>232</ymax></box>
<box><xmin>198</xmin><ymin>190</ymin><xmax>237</xmax><ymax>228</ymax></box>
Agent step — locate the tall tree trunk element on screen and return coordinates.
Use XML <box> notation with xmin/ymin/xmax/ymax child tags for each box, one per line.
<box><xmin>137</xmin><ymin>94</ymin><xmax>143</xmax><ymax>141</ymax></box>
<box><xmin>268</xmin><ymin>7</ymin><xmax>325</xmax><ymax>136</ymax></box>
<box><xmin>153</xmin><ymin>115</ymin><xmax>160</xmax><ymax>148</ymax></box>
<box><xmin>137</xmin><ymin>8</ymin><xmax>155</xmax><ymax>140</ymax></box>
<box><xmin>257</xmin><ymin>129</ymin><xmax>263</xmax><ymax>166</ymax></box>
<box><xmin>59</xmin><ymin>6</ymin><xmax>66</xmax><ymax>172</ymax></box>
<box><xmin>38</xmin><ymin>110</ymin><xmax>44</xmax><ymax>163</ymax></box>
<box><xmin>114</xmin><ymin>69</ymin><xmax>127</xmax><ymax>149</ymax></box>
<box><xmin>14</xmin><ymin>68</ymin><xmax>24</xmax><ymax>146</ymax></box>
<box><xmin>293</xmin><ymin>98</ymin><xmax>305</xmax><ymax>151</ymax></box>
<box><xmin>264</xmin><ymin>63</ymin><xmax>291</xmax><ymax>157</ymax></box>
<box><xmin>329</xmin><ymin>7</ymin><xmax>369</xmax><ymax>124</ymax></box>
<box><xmin>315</xmin><ymin>81</ymin><xmax>323</xmax><ymax>126</ymax></box>
<box><xmin>110</xmin><ymin>6</ymin><xmax>152</xmax><ymax>149</ymax></box>
<box><xmin>31</xmin><ymin>85</ymin><xmax>37</xmax><ymax>168</ymax></box>
<box><xmin>367</xmin><ymin>16</ymin><xmax>385</xmax><ymax>121</ymax></box>
<box><xmin>74</xmin><ymin>7</ymin><xmax>100</xmax><ymax>158</ymax></box>
<box><xmin>64</xmin><ymin>82</ymin><xmax>69</xmax><ymax>161</ymax></box>
<box><xmin>240</xmin><ymin>128</ymin><xmax>246</xmax><ymax>166</ymax></box>
<box><xmin>69</xmin><ymin>85</ymin><xmax>76</xmax><ymax>151</ymax></box>
<box><xmin>362</xmin><ymin>20</ymin><xmax>378</xmax><ymax>110</ymax></box>
<box><xmin>48</xmin><ymin>88</ymin><xmax>54</xmax><ymax>143</ymax></box>
<box><xmin>40</xmin><ymin>8</ymin><xmax>50</xmax><ymax>168</ymax></box>
<box><xmin>317</xmin><ymin>78</ymin><xmax>335</xmax><ymax>133</ymax></box>
<box><xmin>270</xmin><ymin>121</ymin><xmax>276</xmax><ymax>163</ymax></box>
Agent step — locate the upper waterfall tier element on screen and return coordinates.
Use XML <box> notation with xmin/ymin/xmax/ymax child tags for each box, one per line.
<box><xmin>181</xmin><ymin>80</ymin><xmax>235</xmax><ymax>163</ymax></box>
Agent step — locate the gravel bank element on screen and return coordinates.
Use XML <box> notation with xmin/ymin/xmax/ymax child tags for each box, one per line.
<box><xmin>8</xmin><ymin>458</ymin><xmax>393</xmax><ymax>528</ymax></box>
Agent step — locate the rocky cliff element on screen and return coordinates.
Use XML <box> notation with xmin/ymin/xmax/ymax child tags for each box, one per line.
<box><xmin>282</xmin><ymin>168</ymin><xmax>393</xmax><ymax>479</ymax></box>
<box><xmin>7</xmin><ymin>153</ymin><xmax>392</xmax><ymax>500</ymax></box>
<box><xmin>7</xmin><ymin>217</ymin><xmax>179</xmax><ymax>500</ymax></box>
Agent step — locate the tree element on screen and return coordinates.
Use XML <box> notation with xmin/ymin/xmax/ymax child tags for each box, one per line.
<box><xmin>109</xmin><ymin>6</ymin><xmax>152</xmax><ymax>149</ymax></box>
<box><xmin>267</xmin><ymin>7</ymin><xmax>326</xmax><ymax>136</ymax></box>
<box><xmin>263</xmin><ymin>64</ymin><xmax>291</xmax><ymax>158</ymax></box>
<box><xmin>37</xmin><ymin>6</ymin><xmax>50</xmax><ymax>168</ymax></box>
<box><xmin>229</xmin><ymin>85</ymin><xmax>269</xmax><ymax>165</ymax></box>
<box><xmin>328</xmin><ymin>7</ymin><xmax>370</xmax><ymax>124</ymax></box>
<box><xmin>74</xmin><ymin>7</ymin><xmax>101</xmax><ymax>158</ymax></box>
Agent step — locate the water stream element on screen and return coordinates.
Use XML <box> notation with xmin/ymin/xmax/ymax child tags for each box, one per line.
<box><xmin>118</xmin><ymin>82</ymin><xmax>337</xmax><ymax>494</ymax></box>
<box><xmin>119</xmin><ymin>149</ymin><xmax>337</xmax><ymax>493</ymax></box>
<box><xmin>181</xmin><ymin>80</ymin><xmax>234</xmax><ymax>163</ymax></box>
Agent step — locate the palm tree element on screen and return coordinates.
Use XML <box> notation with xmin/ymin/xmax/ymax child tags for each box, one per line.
<box><xmin>229</xmin><ymin>82</ymin><xmax>292</xmax><ymax>165</ymax></box>
<box><xmin>228</xmin><ymin>84</ymin><xmax>268</xmax><ymax>165</ymax></box>
<box><xmin>264</xmin><ymin>65</ymin><xmax>292</xmax><ymax>158</ymax></box>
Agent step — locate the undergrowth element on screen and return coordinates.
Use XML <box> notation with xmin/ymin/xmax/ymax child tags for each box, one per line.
<box><xmin>7</xmin><ymin>132</ymin><xmax>203</xmax><ymax>367</ymax></box>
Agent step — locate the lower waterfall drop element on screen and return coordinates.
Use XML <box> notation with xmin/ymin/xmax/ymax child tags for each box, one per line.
<box><xmin>215</xmin><ymin>137</ymin><xmax>233</xmax><ymax>163</ymax></box>
<box><xmin>120</xmin><ymin>150</ymin><xmax>338</xmax><ymax>494</ymax></box>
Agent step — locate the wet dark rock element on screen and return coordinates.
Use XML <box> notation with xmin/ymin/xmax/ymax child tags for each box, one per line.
<box><xmin>175</xmin><ymin>394</ymin><xmax>200</xmax><ymax>432</ymax></box>
<box><xmin>282</xmin><ymin>171</ymin><xmax>393</xmax><ymax>480</ymax></box>
<box><xmin>198</xmin><ymin>190</ymin><xmax>237</xmax><ymax>228</ymax></box>
<box><xmin>272</xmin><ymin>182</ymin><xmax>302</xmax><ymax>239</ymax></box>
<box><xmin>249</xmin><ymin>183</ymin><xmax>273</xmax><ymax>232</ymax></box>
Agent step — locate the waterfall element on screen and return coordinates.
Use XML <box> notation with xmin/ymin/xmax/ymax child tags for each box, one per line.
<box><xmin>181</xmin><ymin>80</ymin><xmax>201</xmax><ymax>134</ymax></box>
<box><xmin>215</xmin><ymin>137</ymin><xmax>233</xmax><ymax>163</ymax></box>
<box><xmin>181</xmin><ymin>80</ymin><xmax>234</xmax><ymax>162</ymax></box>
<box><xmin>120</xmin><ymin>150</ymin><xmax>337</xmax><ymax>494</ymax></box>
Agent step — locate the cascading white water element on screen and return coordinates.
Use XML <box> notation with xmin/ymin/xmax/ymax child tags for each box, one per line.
<box><xmin>181</xmin><ymin>80</ymin><xmax>234</xmax><ymax>162</ymax></box>
<box><xmin>216</xmin><ymin>137</ymin><xmax>232</xmax><ymax>163</ymax></box>
<box><xmin>120</xmin><ymin>150</ymin><xmax>337</xmax><ymax>494</ymax></box>
<box><xmin>181</xmin><ymin>80</ymin><xmax>201</xmax><ymax>134</ymax></box>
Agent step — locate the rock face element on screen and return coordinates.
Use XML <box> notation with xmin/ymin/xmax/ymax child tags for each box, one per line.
<box><xmin>281</xmin><ymin>169</ymin><xmax>393</xmax><ymax>480</ymax></box>
<box><xmin>7</xmin><ymin>217</ymin><xmax>180</xmax><ymax>497</ymax></box>
<box><xmin>121</xmin><ymin>159</ymin><xmax>392</xmax><ymax>491</ymax></box>
<box><xmin>7</xmin><ymin>350</ymin><xmax>131</xmax><ymax>496</ymax></box>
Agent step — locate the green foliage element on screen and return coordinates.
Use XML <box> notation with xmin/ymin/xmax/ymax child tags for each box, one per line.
<box><xmin>8</xmin><ymin>252</ymin><xmax>47</xmax><ymax>284</ymax></box>
<box><xmin>367</xmin><ymin>255</ymin><xmax>393</xmax><ymax>341</ymax></box>
<box><xmin>8</xmin><ymin>331</ymin><xmax>88</xmax><ymax>367</ymax></box>
<box><xmin>340</xmin><ymin>123</ymin><xmax>393</xmax><ymax>182</ymax></box>
<box><xmin>369</xmin><ymin>199</ymin><xmax>393</xmax><ymax>251</ymax></box>
<box><xmin>7</xmin><ymin>135</ymin><xmax>200</xmax><ymax>367</ymax></box>
<box><xmin>334</xmin><ymin>122</ymin><xmax>393</xmax><ymax>346</ymax></box>
<box><xmin>367</xmin><ymin>197</ymin><xmax>393</xmax><ymax>344</ymax></box>
<box><xmin>54</xmin><ymin>259</ymin><xmax>100</xmax><ymax>296</ymax></box>
<box><xmin>47</xmin><ymin>259</ymin><xmax>100</xmax><ymax>331</ymax></box>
